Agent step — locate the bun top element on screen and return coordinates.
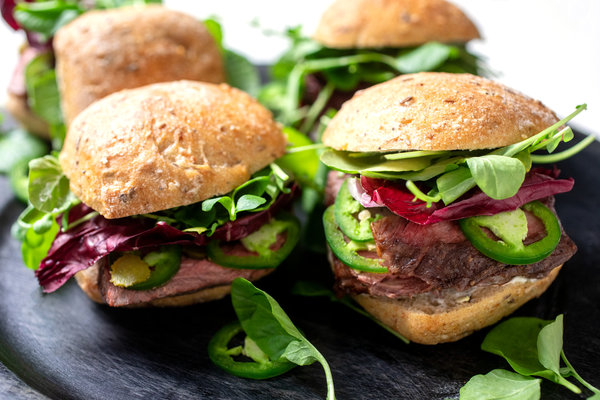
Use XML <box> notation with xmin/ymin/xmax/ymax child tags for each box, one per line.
<box><xmin>322</xmin><ymin>73</ymin><xmax>558</xmax><ymax>152</ymax></box>
<box><xmin>313</xmin><ymin>0</ymin><xmax>480</xmax><ymax>49</ymax></box>
<box><xmin>60</xmin><ymin>81</ymin><xmax>286</xmax><ymax>219</ymax></box>
<box><xmin>54</xmin><ymin>5</ymin><xmax>225</xmax><ymax>126</ymax></box>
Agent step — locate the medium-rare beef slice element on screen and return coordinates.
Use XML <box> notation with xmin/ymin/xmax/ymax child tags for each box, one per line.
<box><xmin>99</xmin><ymin>253</ymin><xmax>272</xmax><ymax>307</ymax></box>
<box><xmin>336</xmin><ymin>210</ymin><xmax>577</xmax><ymax>298</ymax></box>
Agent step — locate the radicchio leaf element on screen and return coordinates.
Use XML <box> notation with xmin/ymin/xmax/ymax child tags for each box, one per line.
<box><xmin>360</xmin><ymin>169</ymin><xmax>573</xmax><ymax>225</ymax></box>
<box><xmin>1</xmin><ymin>0</ymin><xmax>19</xmax><ymax>30</ymax></box>
<box><xmin>36</xmin><ymin>185</ymin><xmax>298</xmax><ymax>293</ymax></box>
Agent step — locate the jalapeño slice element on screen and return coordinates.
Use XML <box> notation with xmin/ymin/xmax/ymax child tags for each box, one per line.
<box><xmin>334</xmin><ymin>179</ymin><xmax>375</xmax><ymax>242</ymax></box>
<box><xmin>323</xmin><ymin>206</ymin><xmax>387</xmax><ymax>273</ymax></box>
<box><xmin>459</xmin><ymin>201</ymin><xmax>561</xmax><ymax>265</ymax></box>
<box><xmin>208</xmin><ymin>321</ymin><xmax>296</xmax><ymax>379</ymax></box>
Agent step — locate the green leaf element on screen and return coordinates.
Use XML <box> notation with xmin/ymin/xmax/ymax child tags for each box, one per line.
<box><xmin>231</xmin><ymin>278</ymin><xmax>335</xmax><ymax>400</ymax></box>
<box><xmin>459</xmin><ymin>369</ymin><xmax>540</xmax><ymax>400</ymax></box>
<box><xmin>201</xmin><ymin>196</ymin><xmax>236</xmax><ymax>220</ymax></box>
<box><xmin>466</xmin><ymin>155</ymin><xmax>526</xmax><ymax>199</ymax></box>
<box><xmin>277</xmin><ymin>127</ymin><xmax>320</xmax><ymax>188</ymax></box>
<box><xmin>28</xmin><ymin>155</ymin><xmax>72</xmax><ymax>214</ymax></box>
<box><xmin>396</xmin><ymin>42</ymin><xmax>458</xmax><ymax>73</ymax></box>
<box><xmin>19</xmin><ymin>207</ymin><xmax>60</xmax><ymax>270</ymax></box>
<box><xmin>436</xmin><ymin>166</ymin><xmax>476</xmax><ymax>204</ymax></box>
<box><xmin>537</xmin><ymin>314</ymin><xmax>563</xmax><ymax>375</ymax></box>
<box><xmin>203</xmin><ymin>18</ymin><xmax>223</xmax><ymax>50</ymax></box>
<box><xmin>320</xmin><ymin>149</ymin><xmax>431</xmax><ymax>175</ymax></box>
<box><xmin>482</xmin><ymin>317</ymin><xmax>556</xmax><ymax>377</ymax></box>
<box><xmin>224</xmin><ymin>50</ymin><xmax>260</xmax><ymax>97</ymax></box>
<box><xmin>281</xmin><ymin>340</ymin><xmax>317</xmax><ymax>366</ymax></box>
<box><xmin>14</xmin><ymin>1</ymin><xmax>83</xmax><ymax>40</ymax></box>
<box><xmin>235</xmin><ymin>194</ymin><xmax>267</xmax><ymax>213</ymax></box>
<box><xmin>0</xmin><ymin>129</ymin><xmax>48</xmax><ymax>174</ymax></box>
<box><xmin>482</xmin><ymin>316</ymin><xmax>582</xmax><ymax>393</ymax></box>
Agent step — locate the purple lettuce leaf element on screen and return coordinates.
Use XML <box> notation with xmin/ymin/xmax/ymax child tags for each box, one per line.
<box><xmin>360</xmin><ymin>169</ymin><xmax>573</xmax><ymax>225</ymax></box>
<box><xmin>36</xmin><ymin>185</ymin><xmax>298</xmax><ymax>293</ymax></box>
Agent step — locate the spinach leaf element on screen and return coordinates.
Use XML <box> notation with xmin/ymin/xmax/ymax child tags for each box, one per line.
<box><xmin>466</xmin><ymin>155</ymin><xmax>526</xmax><ymax>200</ymax></box>
<box><xmin>459</xmin><ymin>369</ymin><xmax>540</xmax><ymax>400</ymax></box>
<box><xmin>231</xmin><ymin>278</ymin><xmax>336</xmax><ymax>400</ymax></box>
<box><xmin>292</xmin><ymin>280</ymin><xmax>410</xmax><ymax>344</ymax></box>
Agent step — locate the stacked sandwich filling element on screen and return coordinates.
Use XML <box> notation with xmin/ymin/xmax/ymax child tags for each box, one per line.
<box><xmin>23</xmin><ymin>163</ymin><xmax>299</xmax><ymax>306</ymax></box>
<box><xmin>325</xmin><ymin>171</ymin><xmax>576</xmax><ymax>300</ymax></box>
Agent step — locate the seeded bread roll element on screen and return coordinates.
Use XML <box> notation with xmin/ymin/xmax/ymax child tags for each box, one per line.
<box><xmin>353</xmin><ymin>266</ymin><xmax>561</xmax><ymax>344</ymax></box>
<box><xmin>54</xmin><ymin>5</ymin><xmax>225</xmax><ymax>126</ymax></box>
<box><xmin>322</xmin><ymin>72</ymin><xmax>558</xmax><ymax>152</ymax></box>
<box><xmin>59</xmin><ymin>80</ymin><xmax>286</xmax><ymax>219</ymax></box>
<box><xmin>314</xmin><ymin>0</ymin><xmax>480</xmax><ymax>49</ymax></box>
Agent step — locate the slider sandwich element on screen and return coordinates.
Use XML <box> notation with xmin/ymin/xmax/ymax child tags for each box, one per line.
<box><xmin>320</xmin><ymin>72</ymin><xmax>592</xmax><ymax>344</ymax></box>
<box><xmin>3</xmin><ymin>3</ymin><xmax>224</xmax><ymax>140</ymax></box>
<box><xmin>260</xmin><ymin>0</ymin><xmax>483</xmax><ymax>134</ymax></box>
<box><xmin>17</xmin><ymin>80</ymin><xmax>300</xmax><ymax>307</ymax></box>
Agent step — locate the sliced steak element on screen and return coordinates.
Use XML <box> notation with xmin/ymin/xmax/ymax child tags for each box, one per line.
<box><xmin>99</xmin><ymin>241</ymin><xmax>277</xmax><ymax>307</ymax></box>
<box><xmin>333</xmin><ymin>207</ymin><xmax>576</xmax><ymax>299</ymax></box>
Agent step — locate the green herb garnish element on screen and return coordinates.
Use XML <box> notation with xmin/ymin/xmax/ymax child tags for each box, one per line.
<box><xmin>209</xmin><ymin>278</ymin><xmax>336</xmax><ymax>399</ymax></box>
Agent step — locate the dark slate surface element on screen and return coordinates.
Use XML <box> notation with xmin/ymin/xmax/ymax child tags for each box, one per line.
<box><xmin>0</xmin><ymin>133</ymin><xmax>598</xmax><ymax>400</ymax></box>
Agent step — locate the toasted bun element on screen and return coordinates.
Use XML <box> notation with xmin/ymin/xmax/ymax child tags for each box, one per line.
<box><xmin>54</xmin><ymin>5</ymin><xmax>225</xmax><ymax>126</ymax></box>
<box><xmin>74</xmin><ymin>264</ymin><xmax>248</xmax><ymax>308</ymax></box>
<box><xmin>60</xmin><ymin>81</ymin><xmax>286</xmax><ymax>219</ymax></box>
<box><xmin>4</xmin><ymin>92</ymin><xmax>50</xmax><ymax>139</ymax></box>
<box><xmin>314</xmin><ymin>0</ymin><xmax>480</xmax><ymax>49</ymax></box>
<box><xmin>353</xmin><ymin>266</ymin><xmax>561</xmax><ymax>344</ymax></box>
<box><xmin>322</xmin><ymin>72</ymin><xmax>559</xmax><ymax>152</ymax></box>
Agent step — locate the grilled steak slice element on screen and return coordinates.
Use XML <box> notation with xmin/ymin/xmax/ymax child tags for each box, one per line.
<box><xmin>332</xmin><ymin>209</ymin><xmax>576</xmax><ymax>299</ymax></box>
<box><xmin>98</xmin><ymin>241</ymin><xmax>276</xmax><ymax>307</ymax></box>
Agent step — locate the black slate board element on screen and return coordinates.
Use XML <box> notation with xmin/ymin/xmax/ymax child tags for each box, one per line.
<box><xmin>0</xmin><ymin>133</ymin><xmax>599</xmax><ymax>400</ymax></box>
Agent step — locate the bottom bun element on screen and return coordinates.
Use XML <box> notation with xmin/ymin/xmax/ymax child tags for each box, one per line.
<box><xmin>352</xmin><ymin>266</ymin><xmax>562</xmax><ymax>345</ymax></box>
<box><xmin>74</xmin><ymin>261</ymin><xmax>269</xmax><ymax>308</ymax></box>
<box><xmin>5</xmin><ymin>92</ymin><xmax>50</xmax><ymax>139</ymax></box>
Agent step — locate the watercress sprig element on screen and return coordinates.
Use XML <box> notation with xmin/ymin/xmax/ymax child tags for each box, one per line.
<box><xmin>260</xmin><ymin>27</ymin><xmax>486</xmax><ymax>133</ymax></box>
<box><xmin>210</xmin><ymin>278</ymin><xmax>336</xmax><ymax>399</ymax></box>
<box><xmin>479</xmin><ymin>314</ymin><xmax>599</xmax><ymax>398</ymax></box>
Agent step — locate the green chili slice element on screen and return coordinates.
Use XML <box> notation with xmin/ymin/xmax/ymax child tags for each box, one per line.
<box><xmin>323</xmin><ymin>206</ymin><xmax>387</xmax><ymax>273</ymax></box>
<box><xmin>206</xmin><ymin>213</ymin><xmax>300</xmax><ymax>269</ymax></box>
<box><xmin>459</xmin><ymin>201</ymin><xmax>561</xmax><ymax>265</ymax></box>
<box><xmin>334</xmin><ymin>179</ymin><xmax>375</xmax><ymax>242</ymax></box>
<box><xmin>129</xmin><ymin>246</ymin><xmax>181</xmax><ymax>290</ymax></box>
<box><xmin>208</xmin><ymin>321</ymin><xmax>296</xmax><ymax>379</ymax></box>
